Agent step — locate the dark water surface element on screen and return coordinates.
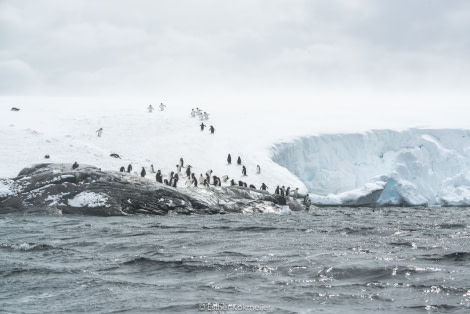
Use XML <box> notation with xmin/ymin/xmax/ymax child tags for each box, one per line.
<box><xmin>1</xmin><ymin>207</ymin><xmax>469</xmax><ymax>313</ymax></box>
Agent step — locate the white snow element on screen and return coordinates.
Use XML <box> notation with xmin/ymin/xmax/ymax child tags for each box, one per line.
<box><xmin>68</xmin><ymin>192</ymin><xmax>110</xmax><ymax>208</ymax></box>
<box><xmin>2</xmin><ymin>95</ymin><xmax>470</xmax><ymax>206</ymax></box>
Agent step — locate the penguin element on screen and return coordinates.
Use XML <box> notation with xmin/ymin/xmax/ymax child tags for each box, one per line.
<box><xmin>164</xmin><ymin>179</ymin><xmax>170</xmax><ymax>186</ymax></box>
<box><xmin>230</xmin><ymin>179</ymin><xmax>237</xmax><ymax>186</ymax></box>
<box><xmin>44</xmin><ymin>154</ymin><xmax>50</xmax><ymax>159</ymax></box>
<box><xmin>11</xmin><ymin>107</ymin><xmax>20</xmax><ymax>111</ymax></box>
<box><xmin>156</xmin><ymin>170</ymin><xmax>163</xmax><ymax>183</ymax></box>
<box><xmin>293</xmin><ymin>187</ymin><xmax>299</xmax><ymax>198</ymax></box>
<box><xmin>176</xmin><ymin>164</ymin><xmax>182</xmax><ymax>173</ymax></box>
<box><xmin>159</xmin><ymin>102</ymin><xmax>166</xmax><ymax>111</ymax></box>
<box><xmin>209</xmin><ymin>125</ymin><xmax>215</xmax><ymax>134</ymax></box>
<box><xmin>199</xmin><ymin>174</ymin><xmax>205</xmax><ymax>185</ymax></box>
<box><xmin>260</xmin><ymin>183</ymin><xmax>268</xmax><ymax>190</ymax></box>
<box><xmin>256</xmin><ymin>165</ymin><xmax>261</xmax><ymax>174</ymax></box>
<box><xmin>200</xmin><ymin>123</ymin><xmax>206</xmax><ymax>131</ymax></box>
<box><xmin>110</xmin><ymin>153</ymin><xmax>121</xmax><ymax>158</ymax></box>
<box><xmin>72</xmin><ymin>161</ymin><xmax>79</xmax><ymax>169</ymax></box>
<box><xmin>275</xmin><ymin>186</ymin><xmax>280</xmax><ymax>195</ymax></box>
<box><xmin>249</xmin><ymin>184</ymin><xmax>256</xmax><ymax>189</ymax></box>
<box><xmin>242</xmin><ymin>165</ymin><xmax>247</xmax><ymax>176</ymax></box>
<box><xmin>191</xmin><ymin>109</ymin><xmax>196</xmax><ymax>117</ymax></box>
<box><xmin>227</xmin><ymin>154</ymin><xmax>232</xmax><ymax>164</ymax></box>
<box><xmin>191</xmin><ymin>173</ymin><xmax>198</xmax><ymax>187</ymax></box>
<box><xmin>206</xmin><ymin>169</ymin><xmax>213</xmax><ymax>177</ymax></box>
<box><xmin>148</xmin><ymin>104</ymin><xmax>154</xmax><ymax>112</ymax></box>
<box><xmin>286</xmin><ymin>187</ymin><xmax>291</xmax><ymax>197</ymax></box>
<box><xmin>140</xmin><ymin>167</ymin><xmax>146</xmax><ymax>177</ymax></box>
<box><xmin>304</xmin><ymin>194</ymin><xmax>311</xmax><ymax>210</ymax></box>
<box><xmin>96</xmin><ymin>128</ymin><xmax>103</xmax><ymax>137</ymax></box>
<box><xmin>150</xmin><ymin>164</ymin><xmax>155</xmax><ymax>173</ymax></box>
<box><xmin>179</xmin><ymin>158</ymin><xmax>184</xmax><ymax>168</ymax></box>
<box><xmin>186</xmin><ymin>165</ymin><xmax>192</xmax><ymax>178</ymax></box>
<box><xmin>127</xmin><ymin>164</ymin><xmax>132</xmax><ymax>173</ymax></box>
<box><xmin>221</xmin><ymin>175</ymin><xmax>229</xmax><ymax>182</ymax></box>
<box><xmin>238</xmin><ymin>180</ymin><xmax>244</xmax><ymax>187</ymax></box>
<box><xmin>237</xmin><ymin>156</ymin><xmax>242</xmax><ymax>165</ymax></box>
<box><xmin>280</xmin><ymin>186</ymin><xmax>285</xmax><ymax>196</ymax></box>
<box><xmin>171</xmin><ymin>174</ymin><xmax>179</xmax><ymax>187</ymax></box>
<box><xmin>120</xmin><ymin>166</ymin><xmax>125</xmax><ymax>172</ymax></box>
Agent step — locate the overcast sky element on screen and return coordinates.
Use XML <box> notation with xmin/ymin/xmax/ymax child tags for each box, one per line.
<box><xmin>1</xmin><ymin>0</ymin><xmax>469</xmax><ymax>106</ymax></box>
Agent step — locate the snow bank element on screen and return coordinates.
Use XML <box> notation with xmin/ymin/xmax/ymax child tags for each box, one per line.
<box><xmin>3</xmin><ymin>97</ymin><xmax>470</xmax><ymax>207</ymax></box>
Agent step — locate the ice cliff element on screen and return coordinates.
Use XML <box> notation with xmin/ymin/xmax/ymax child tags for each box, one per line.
<box><xmin>272</xmin><ymin>129</ymin><xmax>470</xmax><ymax>206</ymax></box>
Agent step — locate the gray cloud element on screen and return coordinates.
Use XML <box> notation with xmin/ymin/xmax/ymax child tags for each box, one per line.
<box><xmin>1</xmin><ymin>0</ymin><xmax>469</xmax><ymax>97</ymax></box>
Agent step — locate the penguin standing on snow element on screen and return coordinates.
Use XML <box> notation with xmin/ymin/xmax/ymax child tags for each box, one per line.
<box><xmin>120</xmin><ymin>166</ymin><xmax>125</xmax><ymax>172</ymax></box>
<box><xmin>260</xmin><ymin>183</ymin><xmax>268</xmax><ymax>191</ymax></box>
<box><xmin>186</xmin><ymin>165</ymin><xmax>192</xmax><ymax>178</ymax></box>
<box><xmin>72</xmin><ymin>161</ymin><xmax>79</xmax><ymax>169</ymax></box>
<box><xmin>200</xmin><ymin>123</ymin><xmax>206</xmax><ymax>131</ymax></box>
<box><xmin>191</xmin><ymin>173</ymin><xmax>198</xmax><ymax>187</ymax></box>
<box><xmin>275</xmin><ymin>186</ymin><xmax>280</xmax><ymax>195</ymax></box>
<box><xmin>127</xmin><ymin>164</ymin><xmax>133</xmax><ymax>173</ymax></box>
<box><xmin>227</xmin><ymin>154</ymin><xmax>232</xmax><ymax>164</ymax></box>
<box><xmin>159</xmin><ymin>103</ymin><xmax>166</xmax><ymax>111</ymax></box>
<box><xmin>242</xmin><ymin>165</ymin><xmax>247</xmax><ymax>176</ymax></box>
<box><xmin>237</xmin><ymin>156</ymin><xmax>242</xmax><ymax>165</ymax></box>
<box><xmin>256</xmin><ymin>165</ymin><xmax>261</xmax><ymax>174</ymax></box>
<box><xmin>179</xmin><ymin>158</ymin><xmax>184</xmax><ymax>168</ymax></box>
<box><xmin>209</xmin><ymin>125</ymin><xmax>215</xmax><ymax>134</ymax></box>
<box><xmin>141</xmin><ymin>167</ymin><xmax>146</xmax><ymax>177</ymax></box>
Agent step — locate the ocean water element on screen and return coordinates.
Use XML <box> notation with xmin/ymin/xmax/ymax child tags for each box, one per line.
<box><xmin>1</xmin><ymin>207</ymin><xmax>469</xmax><ymax>313</ymax></box>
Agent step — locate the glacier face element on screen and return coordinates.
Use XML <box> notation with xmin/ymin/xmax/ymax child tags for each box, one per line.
<box><xmin>272</xmin><ymin>129</ymin><xmax>470</xmax><ymax>206</ymax></box>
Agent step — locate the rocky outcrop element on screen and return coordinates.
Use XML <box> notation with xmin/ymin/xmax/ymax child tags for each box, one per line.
<box><xmin>0</xmin><ymin>163</ymin><xmax>305</xmax><ymax>216</ymax></box>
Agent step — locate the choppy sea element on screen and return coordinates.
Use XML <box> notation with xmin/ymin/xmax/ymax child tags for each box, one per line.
<box><xmin>1</xmin><ymin>207</ymin><xmax>469</xmax><ymax>313</ymax></box>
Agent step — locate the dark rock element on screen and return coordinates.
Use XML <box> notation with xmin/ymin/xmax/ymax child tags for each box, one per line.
<box><xmin>0</xmin><ymin>163</ymin><xmax>290</xmax><ymax>216</ymax></box>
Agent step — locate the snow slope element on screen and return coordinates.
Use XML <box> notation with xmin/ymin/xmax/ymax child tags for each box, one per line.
<box><xmin>2</xmin><ymin>96</ymin><xmax>470</xmax><ymax>206</ymax></box>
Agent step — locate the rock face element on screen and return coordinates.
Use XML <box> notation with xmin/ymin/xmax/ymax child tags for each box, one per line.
<box><xmin>0</xmin><ymin>163</ymin><xmax>305</xmax><ymax>216</ymax></box>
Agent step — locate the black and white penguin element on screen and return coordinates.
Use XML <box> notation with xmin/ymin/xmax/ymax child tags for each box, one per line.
<box><xmin>242</xmin><ymin>165</ymin><xmax>247</xmax><ymax>176</ymax></box>
<box><xmin>209</xmin><ymin>125</ymin><xmax>215</xmax><ymax>134</ymax></box>
<box><xmin>140</xmin><ymin>167</ymin><xmax>146</xmax><ymax>177</ymax></box>
<box><xmin>249</xmin><ymin>184</ymin><xmax>256</xmax><ymax>189</ymax></box>
<box><xmin>191</xmin><ymin>173</ymin><xmax>198</xmax><ymax>187</ymax></box>
<box><xmin>230</xmin><ymin>179</ymin><xmax>237</xmax><ymax>186</ymax></box>
<box><xmin>127</xmin><ymin>164</ymin><xmax>132</xmax><ymax>173</ymax></box>
<box><xmin>120</xmin><ymin>166</ymin><xmax>125</xmax><ymax>172</ymax></box>
<box><xmin>260</xmin><ymin>183</ymin><xmax>268</xmax><ymax>190</ymax></box>
<box><xmin>72</xmin><ymin>161</ymin><xmax>79</xmax><ymax>169</ymax></box>
<box><xmin>110</xmin><ymin>153</ymin><xmax>121</xmax><ymax>158</ymax></box>
<box><xmin>275</xmin><ymin>186</ymin><xmax>280</xmax><ymax>195</ymax></box>
<box><xmin>286</xmin><ymin>187</ymin><xmax>291</xmax><ymax>197</ymax></box>
<box><xmin>238</xmin><ymin>180</ymin><xmax>244</xmax><ymax>187</ymax></box>
<box><xmin>156</xmin><ymin>170</ymin><xmax>163</xmax><ymax>183</ymax></box>
<box><xmin>200</xmin><ymin>123</ymin><xmax>206</xmax><ymax>131</ymax></box>
<box><xmin>221</xmin><ymin>175</ymin><xmax>229</xmax><ymax>183</ymax></box>
<box><xmin>199</xmin><ymin>174</ymin><xmax>205</xmax><ymax>186</ymax></box>
<box><xmin>256</xmin><ymin>165</ymin><xmax>261</xmax><ymax>174</ymax></box>
<box><xmin>150</xmin><ymin>164</ymin><xmax>155</xmax><ymax>173</ymax></box>
<box><xmin>237</xmin><ymin>156</ymin><xmax>242</xmax><ymax>165</ymax></box>
<box><xmin>186</xmin><ymin>165</ymin><xmax>192</xmax><ymax>178</ymax></box>
<box><xmin>179</xmin><ymin>158</ymin><xmax>184</xmax><ymax>168</ymax></box>
<box><xmin>227</xmin><ymin>154</ymin><xmax>232</xmax><ymax>164</ymax></box>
